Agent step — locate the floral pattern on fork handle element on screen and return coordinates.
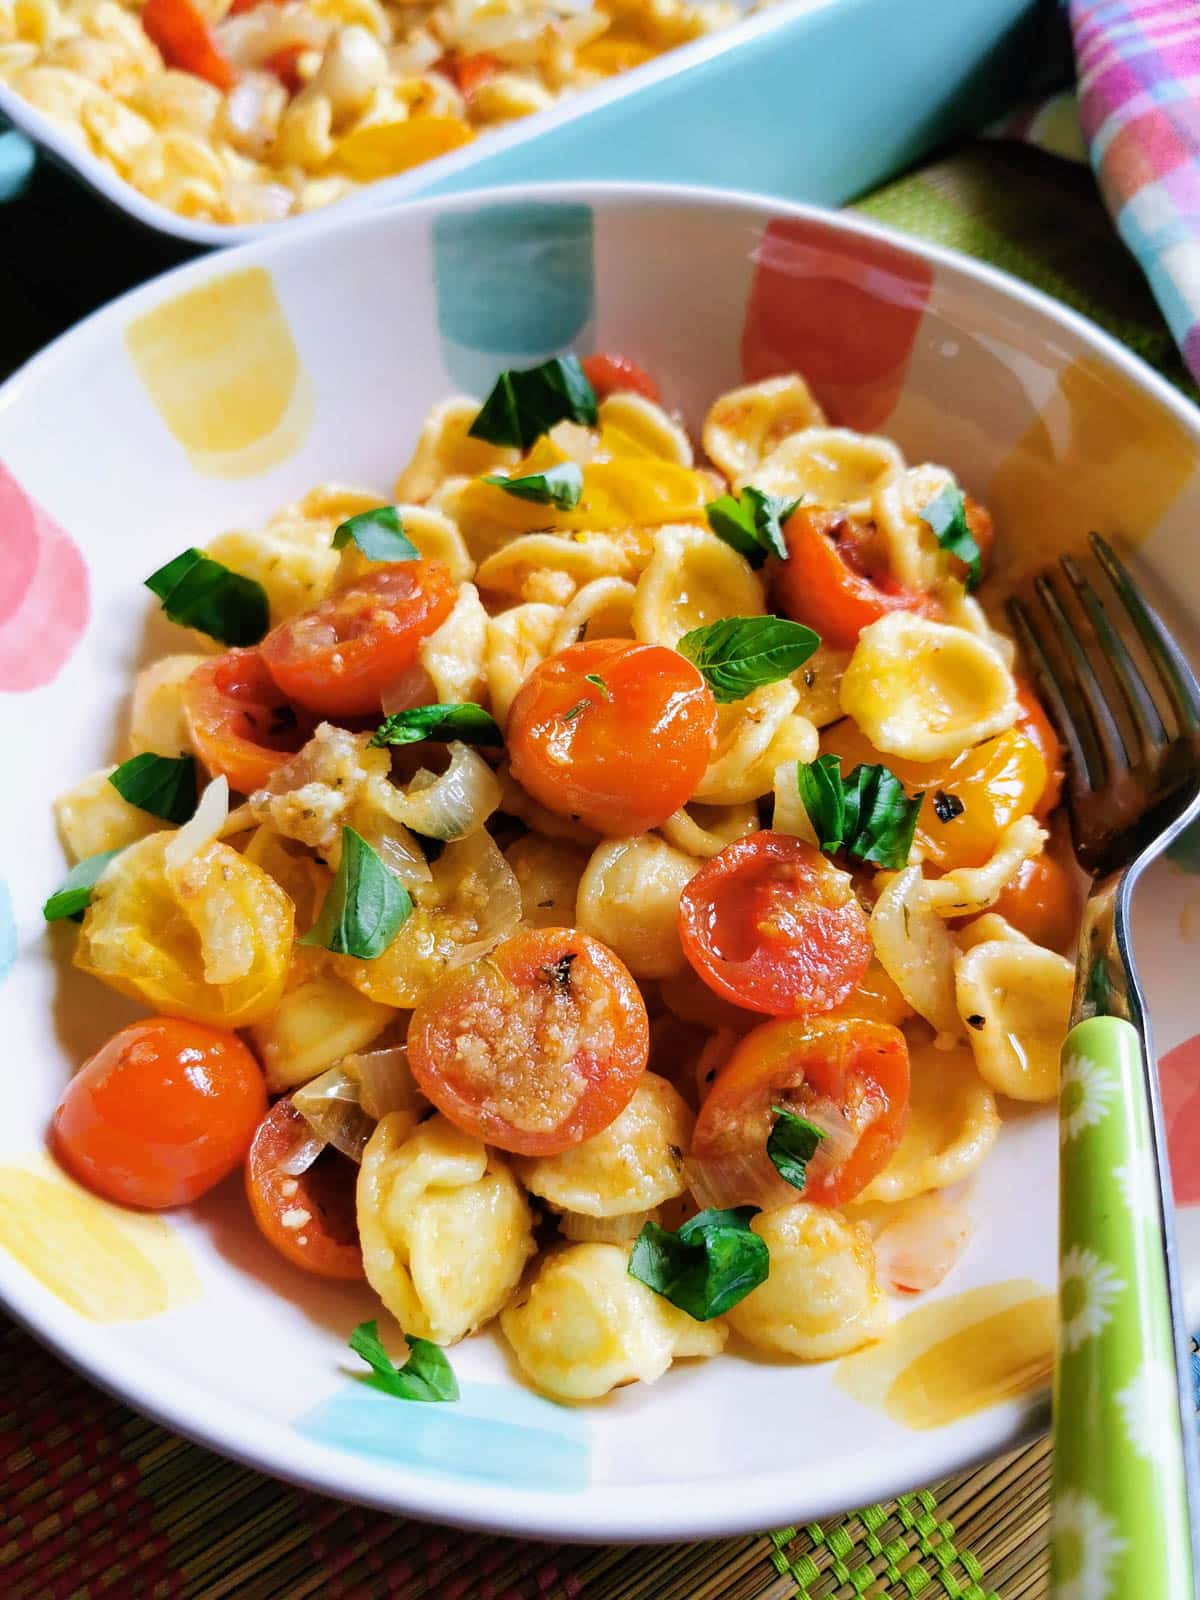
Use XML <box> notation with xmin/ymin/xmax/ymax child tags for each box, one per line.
<box><xmin>1054</xmin><ymin>1016</ymin><xmax>1193</xmax><ymax>1599</ymax></box>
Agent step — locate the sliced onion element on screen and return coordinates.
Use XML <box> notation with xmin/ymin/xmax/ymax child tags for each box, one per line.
<box><xmin>436</xmin><ymin>828</ymin><xmax>522</xmax><ymax>965</ymax></box>
<box><xmin>165</xmin><ymin>775</ymin><xmax>228</xmax><ymax>871</ymax></box>
<box><xmin>683</xmin><ymin>1150</ymin><xmax>781</xmax><ymax>1212</ymax></box>
<box><xmin>277</xmin><ymin>1125</ymin><xmax>326</xmax><ymax>1177</ymax></box>
<box><xmin>214</xmin><ymin>5</ymin><xmax>330</xmax><ymax>68</ymax></box>
<box><xmin>344</xmin><ymin>1046</ymin><xmax>427</xmax><ymax>1121</ymax></box>
<box><xmin>561</xmin><ymin>1209</ymin><xmax>660</xmax><ymax>1243</ymax></box>
<box><xmin>872</xmin><ymin>1193</ymin><xmax>971</xmax><ymax>1295</ymax></box>
<box><xmin>292</xmin><ymin>1066</ymin><xmax>375</xmax><ymax>1164</ymax></box>
<box><xmin>390</xmin><ymin>742</ymin><xmax>502</xmax><ymax>841</ymax></box>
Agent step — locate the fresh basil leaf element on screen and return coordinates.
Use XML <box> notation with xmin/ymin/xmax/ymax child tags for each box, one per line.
<box><xmin>584</xmin><ymin>673</ymin><xmax>610</xmax><ymax>699</ymax></box>
<box><xmin>628</xmin><ymin>1206</ymin><xmax>768</xmax><ymax>1321</ymax></box>
<box><xmin>919</xmin><ymin>484</ymin><xmax>981</xmax><ymax>592</ymax></box>
<box><xmin>677</xmin><ymin>615</ymin><xmax>819</xmax><ymax>704</ymax></box>
<box><xmin>331</xmin><ymin>506</ymin><xmax>420</xmax><ymax>562</ymax></box>
<box><xmin>145</xmin><ymin>549</ymin><xmax>269</xmax><ymax>646</ymax></box>
<box><xmin>705</xmin><ymin>487</ymin><xmax>799</xmax><ymax>568</ymax></box>
<box><xmin>107</xmin><ymin>753</ymin><xmax>197</xmax><ymax>824</ymax></box>
<box><xmin>797</xmin><ymin>756</ymin><xmax>923</xmax><ymax>870</ymax></box>
<box><xmin>767</xmin><ymin>1105</ymin><xmax>825</xmax><ymax>1191</ymax></box>
<box><xmin>482</xmin><ymin>461</ymin><xmax>583</xmax><ymax>510</ymax></box>
<box><xmin>43</xmin><ymin>850</ymin><xmax>121</xmax><ymax>923</ymax></box>
<box><xmin>299</xmin><ymin>826</ymin><xmax>412</xmax><ymax>959</ymax></box>
<box><xmin>562</xmin><ymin>700</ymin><xmax>588</xmax><ymax>721</ymax></box>
<box><xmin>348</xmin><ymin>1319</ymin><xmax>458</xmax><ymax>1403</ymax></box>
<box><xmin>468</xmin><ymin>356</ymin><xmax>598</xmax><ymax>450</ymax></box>
<box><xmin>370</xmin><ymin>703</ymin><xmax>503</xmax><ymax>749</ymax></box>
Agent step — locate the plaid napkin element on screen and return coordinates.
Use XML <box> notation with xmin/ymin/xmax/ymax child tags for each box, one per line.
<box><xmin>994</xmin><ymin>1</ymin><xmax>1200</xmax><ymax>385</ymax></box>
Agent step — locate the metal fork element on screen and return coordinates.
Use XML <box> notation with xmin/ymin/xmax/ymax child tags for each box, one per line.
<box><xmin>1008</xmin><ymin>534</ymin><xmax>1200</xmax><ymax>1599</ymax></box>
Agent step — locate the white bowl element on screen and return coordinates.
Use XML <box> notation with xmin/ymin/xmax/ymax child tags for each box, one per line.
<box><xmin>3</xmin><ymin>183</ymin><xmax>1200</xmax><ymax>1543</ymax></box>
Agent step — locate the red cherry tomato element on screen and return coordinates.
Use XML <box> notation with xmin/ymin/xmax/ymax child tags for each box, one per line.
<box><xmin>260</xmin><ymin>563</ymin><xmax>456</xmax><ymax>718</ymax></box>
<box><xmin>263</xmin><ymin>42</ymin><xmax>306</xmax><ymax>92</ymax></box>
<box><xmin>989</xmin><ymin>852</ymin><xmax>1079</xmax><ymax>951</ymax></box>
<box><xmin>51</xmin><ymin>1018</ymin><xmax>267</xmax><ymax>1209</ymax></box>
<box><xmin>689</xmin><ymin>1015</ymin><xmax>910</xmax><ymax>1209</ymax></box>
<box><xmin>141</xmin><ymin>0</ymin><xmax>236</xmax><ymax>90</ymax></box>
<box><xmin>1014</xmin><ymin>677</ymin><xmax>1066</xmax><ymax>820</ymax></box>
<box><xmin>581</xmin><ymin>353</ymin><xmax>660</xmax><ymax>403</ymax></box>
<box><xmin>407</xmin><ymin>926</ymin><xmax>649</xmax><ymax>1156</ymax></box>
<box><xmin>678</xmin><ymin>830</ymin><xmax>872</xmax><ymax>1017</ymax></box>
<box><xmin>245</xmin><ymin>1098</ymin><xmax>364</xmax><ymax>1279</ymax></box>
<box><xmin>506</xmin><ymin>638</ymin><xmax>717</xmax><ymax>835</ymax></box>
<box><xmin>450</xmin><ymin>50</ymin><xmax>500</xmax><ymax>96</ymax></box>
<box><xmin>962</xmin><ymin>493</ymin><xmax>995</xmax><ymax>583</ymax></box>
<box><xmin>773</xmin><ymin>505</ymin><xmax>935</xmax><ymax>649</ymax></box>
<box><xmin>183</xmin><ymin>648</ymin><xmax>315</xmax><ymax>795</ymax></box>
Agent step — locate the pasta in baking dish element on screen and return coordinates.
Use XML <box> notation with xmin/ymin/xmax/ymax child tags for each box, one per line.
<box><xmin>0</xmin><ymin>0</ymin><xmax>740</xmax><ymax>223</ymax></box>
<box><xmin>45</xmin><ymin>353</ymin><xmax>1079</xmax><ymax>1404</ymax></box>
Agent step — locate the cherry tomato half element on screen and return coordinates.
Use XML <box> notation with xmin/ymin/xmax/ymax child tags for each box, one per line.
<box><xmin>245</xmin><ymin>1098</ymin><xmax>364</xmax><ymax>1279</ymax></box>
<box><xmin>689</xmin><ymin>1015</ymin><xmax>910</xmax><ymax>1210</ymax></box>
<box><xmin>989</xmin><ymin>851</ymin><xmax>1079</xmax><ymax>951</ymax></box>
<box><xmin>141</xmin><ymin>0</ymin><xmax>235</xmax><ymax>89</ymax></box>
<box><xmin>407</xmin><ymin>926</ymin><xmax>649</xmax><ymax>1156</ymax></box>
<box><xmin>1014</xmin><ymin>677</ymin><xmax>1066</xmax><ymax>820</ymax></box>
<box><xmin>678</xmin><ymin>831</ymin><xmax>872</xmax><ymax>1017</ymax></box>
<box><xmin>507</xmin><ymin>638</ymin><xmax>718</xmax><ymax>835</ymax></box>
<box><xmin>581</xmin><ymin>353</ymin><xmax>660</xmax><ymax>404</ymax></box>
<box><xmin>260</xmin><ymin>562</ymin><xmax>456</xmax><ymax>718</ymax></box>
<box><xmin>183</xmin><ymin>648</ymin><xmax>315</xmax><ymax>795</ymax></box>
<box><xmin>773</xmin><ymin>505</ymin><xmax>935</xmax><ymax>649</ymax></box>
<box><xmin>51</xmin><ymin>1017</ymin><xmax>267</xmax><ymax>1209</ymax></box>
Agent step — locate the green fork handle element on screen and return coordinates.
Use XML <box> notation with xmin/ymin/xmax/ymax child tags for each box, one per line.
<box><xmin>1054</xmin><ymin>1015</ymin><xmax>1194</xmax><ymax>1596</ymax></box>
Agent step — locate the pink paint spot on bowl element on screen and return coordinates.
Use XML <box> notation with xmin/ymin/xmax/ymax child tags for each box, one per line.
<box><xmin>0</xmin><ymin>462</ymin><xmax>89</xmax><ymax>692</ymax></box>
<box><xmin>741</xmin><ymin>218</ymin><xmax>933</xmax><ymax>432</ymax></box>
<box><xmin>1159</xmin><ymin>1035</ymin><xmax>1200</xmax><ymax>1206</ymax></box>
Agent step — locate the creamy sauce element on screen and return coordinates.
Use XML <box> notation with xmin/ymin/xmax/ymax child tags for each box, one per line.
<box><xmin>835</xmin><ymin>1278</ymin><xmax>1054</xmax><ymax>1429</ymax></box>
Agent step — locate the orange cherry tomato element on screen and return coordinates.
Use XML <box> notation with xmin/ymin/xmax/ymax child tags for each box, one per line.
<box><xmin>141</xmin><ymin>0</ymin><xmax>236</xmax><ymax>90</ymax></box>
<box><xmin>260</xmin><ymin>562</ymin><xmax>456</xmax><ymax>718</ymax></box>
<box><xmin>507</xmin><ymin>638</ymin><xmax>718</xmax><ymax>835</ymax></box>
<box><xmin>183</xmin><ymin>648</ymin><xmax>315</xmax><ymax>795</ymax></box>
<box><xmin>580</xmin><ymin>353</ymin><xmax>660</xmax><ymax>403</ymax></box>
<box><xmin>450</xmin><ymin>50</ymin><xmax>500</xmax><ymax>97</ymax></box>
<box><xmin>246</xmin><ymin>1098</ymin><xmax>364</xmax><ymax>1279</ymax></box>
<box><xmin>1014</xmin><ymin>678</ymin><xmax>1065</xmax><ymax>820</ymax></box>
<box><xmin>678</xmin><ymin>831</ymin><xmax>872</xmax><ymax>1017</ymax></box>
<box><xmin>407</xmin><ymin>926</ymin><xmax>649</xmax><ymax>1156</ymax></box>
<box><xmin>51</xmin><ymin>1018</ymin><xmax>267</xmax><ymax>1209</ymax></box>
<box><xmin>989</xmin><ymin>852</ymin><xmax>1080</xmax><ymax>951</ymax></box>
<box><xmin>689</xmin><ymin>1016</ymin><xmax>910</xmax><ymax>1209</ymax></box>
<box><xmin>264</xmin><ymin>41</ymin><xmax>306</xmax><ymax>92</ymax></box>
<box><xmin>820</xmin><ymin>719</ymin><xmax>1047</xmax><ymax>872</ymax></box>
<box><xmin>773</xmin><ymin>505</ymin><xmax>935</xmax><ymax>649</ymax></box>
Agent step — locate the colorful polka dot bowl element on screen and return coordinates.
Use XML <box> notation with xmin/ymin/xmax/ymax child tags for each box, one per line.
<box><xmin>2</xmin><ymin>184</ymin><xmax>1200</xmax><ymax>1543</ymax></box>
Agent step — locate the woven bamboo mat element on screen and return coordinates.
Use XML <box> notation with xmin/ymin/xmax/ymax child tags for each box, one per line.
<box><xmin>2</xmin><ymin>136</ymin><xmax>1193</xmax><ymax>1600</ymax></box>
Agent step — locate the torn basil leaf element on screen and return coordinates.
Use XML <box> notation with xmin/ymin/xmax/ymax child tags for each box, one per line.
<box><xmin>108</xmin><ymin>752</ymin><xmax>197</xmax><ymax>825</ymax></box>
<box><xmin>482</xmin><ymin>461</ymin><xmax>583</xmax><ymax>510</ymax></box>
<box><xmin>348</xmin><ymin>1319</ymin><xmax>458</xmax><ymax>1403</ymax></box>
<box><xmin>299</xmin><ymin>826</ymin><xmax>412</xmax><ymax>959</ymax></box>
<box><xmin>705</xmin><ymin>487</ymin><xmax>799</xmax><ymax>568</ymax></box>
<box><xmin>919</xmin><ymin>484</ymin><xmax>981</xmax><ymax>591</ymax></box>
<box><xmin>145</xmin><ymin>549</ymin><xmax>269</xmax><ymax>646</ymax></box>
<box><xmin>468</xmin><ymin>356</ymin><xmax>598</xmax><ymax>450</ymax></box>
<box><xmin>370</xmin><ymin>703</ymin><xmax>503</xmax><ymax>749</ymax></box>
<box><xmin>677</xmin><ymin>615</ymin><xmax>820</xmax><ymax>704</ymax></box>
<box><xmin>43</xmin><ymin>850</ymin><xmax>121</xmax><ymax>923</ymax></box>
<box><xmin>331</xmin><ymin>506</ymin><xmax>420</xmax><ymax>562</ymax></box>
<box><xmin>767</xmin><ymin>1105</ymin><xmax>825</xmax><ymax>1191</ymax></box>
<box><xmin>628</xmin><ymin>1206</ymin><xmax>768</xmax><ymax>1321</ymax></box>
<box><xmin>797</xmin><ymin>755</ymin><xmax>923</xmax><ymax>869</ymax></box>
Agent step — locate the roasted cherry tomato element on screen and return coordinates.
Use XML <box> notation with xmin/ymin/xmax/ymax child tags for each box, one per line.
<box><xmin>1014</xmin><ymin>678</ymin><xmax>1065</xmax><ymax>820</ymax></box>
<box><xmin>183</xmin><ymin>648</ymin><xmax>315</xmax><ymax>795</ymax></box>
<box><xmin>678</xmin><ymin>831</ymin><xmax>872</xmax><ymax>1017</ymax></box>
<box><xmin>773</xmin><ymin>505</ymin><xmax>935</xmax><ymax>649</ymax></box>
<box><xmin>689</xmin><ymin>1015</ymin><xmax>910</xmax><ymax>1209</ymax></box>
<box><xmin>246</xmin><ymin>1098</ymin><xmax>364</xmax><ymax>1279</ymax></box>
<box><xmin>507</xmin><ymin>638</ymin><xmax>718</xmax><ymax>835</ymax></box>
<box><xmin>820</xmin><ymin>718</ymin><xmax>1047</xmax><ymax>872</ymax></box>
<box><xmin>825</xmin><ymin>958</ymin><xmax>913</xmax><ymax>1027</ymax></box>
<box><xmin>449</xmin><ymin>50</ymin><xmax>500</xmax><ymax>96</ymax></box>
<box><xmin>581</xmin><ymin>353</ymin><xmax>660</xmax><ymax>404</ymax></box>
<box><xmin>141</xmin><ymin>0</ymin><xmax>235</xmax><ymax>89</ymax></box>
<box><xmin>961</xmin><ymin>493</ymin><xmax>995</xmax><ymax>582</ymax></box>
<box><xmin>989</xmin><ymin>851</ymin><xmax>1079</xmax><ymax>951</ymax></box>
<box><xmin>263</xmin><ymin>41</ymin><xmax>306</xmax><ymax>92</ymax></box>
<box><xmin>51</xmin><ymin>1018</ymin><xmax>267</xmax><ymax>1209</ymax></box>
<box><xmin>260</xmin><ymin>562</ymin><xmax>456</xmax><ymax>718</ymax></box>
<box><xmin>407</xmin><ymin>926</ymin><xmax>649</xmax><ymax>1156</ymax></box>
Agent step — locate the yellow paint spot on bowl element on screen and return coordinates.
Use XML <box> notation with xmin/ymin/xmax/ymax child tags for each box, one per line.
<box><xmin>125</xmin><ymin>268</ymin><xmax>312</xmax><ymax>478</ymax></box>
<box><xmin>835</xmin><ymin>1278</ymin><xmax>1054</xmax><ymax>1429</ymax></box>
<box><xmin>988</xmin><ymin>356</ymin><xmax>1195</xmax><ymax>584</ymax></box>
<box><xmin>0</xmin><ymin>1153</ymin><xmax>200</xmax><ymax>1322</ymax></box>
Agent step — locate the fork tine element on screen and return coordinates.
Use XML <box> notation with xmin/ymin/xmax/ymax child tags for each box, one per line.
<box><xmin>1090</xmin><ymin>533</ymin><xmax>1200</xmax><ymax>735</ymax></box>
<box><xmin>1034</xmin><ymin>570</ymin><xmax>1131</xmax><ymax>780</ymax></box>
<box><xmin>1061</xmin><ymin>553</ymin><xmax>1168</xmax><ymax>761</ymax></box>
<box><xmin>1006</xmin><ymin>593</ymin><xmax>1103</xmax><ymax>796</ymax></box>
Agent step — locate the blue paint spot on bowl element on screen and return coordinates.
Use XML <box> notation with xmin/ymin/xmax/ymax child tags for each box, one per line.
<box><xmin>432</xmin><ymin>202</ymin><xmax>595</xmax><ymax>393</ymax></box>
<box><xmin>0</xmin><ymin>881</ymin><xmax>14</xmax><ymax>986</ymax></box>
<box><xmin>296</xmin><ymin>1378</ymin><xmax>588</xmax><ymax>1491</ymax></box>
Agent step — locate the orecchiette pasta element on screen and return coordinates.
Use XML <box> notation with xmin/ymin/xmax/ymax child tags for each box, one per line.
<box><xmin>55</xmin><ymin>767</ymin><xmax>164</xmax><ymax>860</ymax></box>
<box><xmin>741</xmin><ymin>427</ymin><xmax>903</xmax><ymax>513</ymax></box>
<box><xmin>575</xmin><ymin>835</ymin><xmax>699</xmax><ymax>979</ymax></box>
<box><xmin>358</xmin><ymin>1112</ymin><xmax>534</xmax><ymax>1344</ymax></box>
<box><xmin>658</xmin><ymin>800</ymin><xmax>758</xmax><ymax>859</ymax></box>
<box><xmin>701</xmin><ymin>374</ymin><xmax>826</xmax><ymax>482</ymax></box>
<box><xmin>127</xmin><ymin>653</ymin><xmax>208</xmax><ymax>757</ymax></box>
<box><xmin>505</xmin><ymin>834</ymin><xmax>590</xmax><ymax>930</ymax></box>
<box><xmin>859</xmin><ymin>1039</ymin><xmax>1000</xmax><ymax>1202</ymax></box>
<box><xmin>696</xmin><ymin>682</ymin><xmax>818</xmax><ymax>806</ymax></box>
<box><xmin>955</xmin><ymin>940</ymin><xmax>1074</xmax><ymax>1101</ymax></box>
<box><xmin>632</xmin><ymin>523</ymin><xmax>763</xmax><ymax>649</ymax></box>
<box><xmin>249</xmin><ymin>964</ymin><xmax>394</xmax><ymax>1093</ymax></box>
<box><xmin>417</xmin><ymin>581</ymin><xmax>488</xmax><ymax>705</ymax></box>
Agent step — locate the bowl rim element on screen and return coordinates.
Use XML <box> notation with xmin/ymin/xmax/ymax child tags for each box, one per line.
<box><xmin>2</xmin><ymin>179</ymin><xmax>1198</xmax><ymax>1542</ymax></box>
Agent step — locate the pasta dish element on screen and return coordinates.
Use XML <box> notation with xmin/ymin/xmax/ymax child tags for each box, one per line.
<box><xmin>0</xmin><ymin>0</ymin><xmax>738</xmax><ymax>223</ymax></box>
<box><xmin>44</xmin><ymin>354</ymin><xmax>1077</xmax><ymax>1403</ymax></box>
